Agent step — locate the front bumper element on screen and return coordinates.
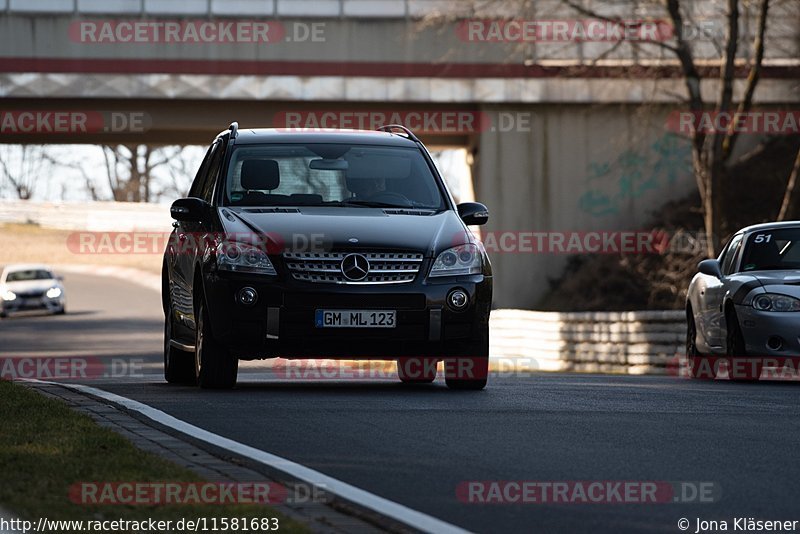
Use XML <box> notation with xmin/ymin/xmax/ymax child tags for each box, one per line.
<box><xmin>737</xmin><ymin>303</ymin><xmax>800</xmax><ymax>356</ymax></box>
<box><xmin>202</xmin><ymin>270</ymin><xmax>492</xmax><ymax>359</ymax></box>
<box><xmin>1</xmin><ymin>296</ymin><xmax>64</xmax><ymax>314</ymax></box>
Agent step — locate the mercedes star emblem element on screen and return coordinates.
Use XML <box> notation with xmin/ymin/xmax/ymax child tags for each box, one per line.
<box><xmin>341</xmin><ymin>253</ymin><xmax>370</xmax><ymax>281</ymax></box>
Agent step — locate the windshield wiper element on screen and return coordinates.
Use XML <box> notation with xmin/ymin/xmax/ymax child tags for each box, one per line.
<box><xmin>338</xmin><ymin>199</ymin><xmax>413</xmax><ymax>208</ymax></box>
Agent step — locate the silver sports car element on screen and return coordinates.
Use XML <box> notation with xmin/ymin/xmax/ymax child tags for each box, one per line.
<box><xmin>686</xmin><ymin>221</ymin><xmax>800</xmax><ymax>380</ymax></box>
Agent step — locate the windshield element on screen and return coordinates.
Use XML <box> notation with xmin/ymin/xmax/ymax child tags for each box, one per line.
<box><xmin>5</xmin><ymin>269</ymin><xmax>54</xmax><ymax>282</ymax></box>
<box><xmin>224</xmin><ymin>144</ymin><xmax>445</xmax><ymax>209</ymax></box>
<box><xmin>740</xmin><ymin>228</ymin><xmax>800</xmax><ymax>271</ymax></box>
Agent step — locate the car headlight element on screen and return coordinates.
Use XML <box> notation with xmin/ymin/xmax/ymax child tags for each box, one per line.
<box><xmin>46</xmin><ymin>287</ymin><xmax>62</xmax><ymax>299</ymax></box>
<box><xmin>752</xmin><ymin>293</ymin><xmax>800</xmax><ymax>312</ymax></box>
<box><xmin>430</xmin><ymin>244</ymin><xmax>482</xmax><ymax>277</ymax></box>
<box><xmin>1</xmin><ymin>290</ymin><xmax>16</xmax><ymax>302</ymax></box>
<box><xmin>216</xmin><ymin>242</ymin><xmax>277</xmax><ymax>275</ymax></box>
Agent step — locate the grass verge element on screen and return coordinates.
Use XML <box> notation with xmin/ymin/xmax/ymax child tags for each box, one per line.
<box><xmin>0</xmin><ymin>380</ymin><xmax>305</xmax><ymax>532</ymax></box>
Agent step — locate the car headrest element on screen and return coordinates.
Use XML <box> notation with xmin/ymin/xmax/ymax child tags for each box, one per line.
<box><xmin>241</xmin><ymin>160</ymin><xmax>280</xmax><ymax>191</ymax></box>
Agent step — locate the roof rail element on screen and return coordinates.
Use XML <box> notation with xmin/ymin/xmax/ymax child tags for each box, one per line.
<box><xmin>229</xmin><ymin>121</ymin><xmax>239</xmax><ymax>139</ymax></box>
<box><xmin>376</xmin><ymin>124</ymin><xmax>420</xmax><ymax>143</ymax></box>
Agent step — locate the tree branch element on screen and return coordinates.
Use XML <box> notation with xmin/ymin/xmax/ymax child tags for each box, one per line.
<box><xmin>723</xmin><ymin>0</ymin><xmax>770</xmax><ymax>160</ymax></box>
<box><xmin>777</xmin><ymin>144</ymin><xmax>800</xmax><ymax>221</ymax></box>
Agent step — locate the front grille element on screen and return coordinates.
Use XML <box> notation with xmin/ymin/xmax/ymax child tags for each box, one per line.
<box><xmin>16</xmin><ymin>290</ymin><xmax>45</xmax><ymax>298</ymax></box>
<box><xmin>283</xmin><ymin>251</ymin><xmax>424</xmax><ymax>284</ymax></box>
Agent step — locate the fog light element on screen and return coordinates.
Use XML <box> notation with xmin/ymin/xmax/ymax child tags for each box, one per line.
<box><xmin>447</xmin><ymin>289</ymin><xmax>469</xmax><ymax>311</ymax></box>
<box><xmin>767</xmin><ymin>336</ymin><xmax>783</xmax><ymax>351</ymax></box>
<box><xmin>238</xmin><ymin>287</ymin><xmax>258</xmax><ymax>306</ymax></box>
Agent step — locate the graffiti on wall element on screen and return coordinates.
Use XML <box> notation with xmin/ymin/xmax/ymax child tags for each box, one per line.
<box><xmin>578</xmin><ymin>134</ymin><xmax>692</xmax><ymax>217</ymax></box>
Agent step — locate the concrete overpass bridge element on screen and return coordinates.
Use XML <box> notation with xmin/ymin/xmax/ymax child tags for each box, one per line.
<box><xmin>1</xmin><ymin>0</ymin><xmax>798</xmax><ymax>307</ymax></box>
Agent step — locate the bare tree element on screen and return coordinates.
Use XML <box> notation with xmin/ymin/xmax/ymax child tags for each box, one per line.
<box><xmin>150</xmin><ymin>146</ymin><xmax>203</xmax><ymax>200</ymax></box>
<box><xmin>102</xmin><ymin>144</ymin><xmax>181</xmax><ymax>202</ymax></box>
<box><xmin>0</xmin><ymin>145</ymin><xmax>54</xmax><ymax>200</ymax></box>
<box><xmin>47</xmin><ymin>144</ymin><xmax>201</xmax><ymax>202</ymax></box>
<box><xmin>435</xmin><ymin>0</ymin><xmax>796</xmax><ymax>256</ymax></box>
<box><xmin>777</xmin><ymin>147</ymin><xmax>800</xmax><ymax>221</ymax></box>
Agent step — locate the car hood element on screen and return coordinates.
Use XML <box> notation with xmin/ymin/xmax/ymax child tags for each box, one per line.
<box><xmin>748</xmin><ymin>270</ymin><xmax>800</xmax><ymax>293</ymax></box>
<box><xmin>220</xmin><ymin>207</ymin><xmax>472</xmax><ymax>257</ymax></box>
<box><xmin>3</xmin><ymin>280</ymin><xmax>60</xmax><ymax>292</ymax></box>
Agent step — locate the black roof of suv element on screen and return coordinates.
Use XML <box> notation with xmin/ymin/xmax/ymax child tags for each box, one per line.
<box><xmin>221</xmin><ymin>124</ymin><xmax>422</xmax><ymax>148</ymax></box>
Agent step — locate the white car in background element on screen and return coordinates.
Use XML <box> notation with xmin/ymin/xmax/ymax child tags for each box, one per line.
<box><xmin>0</xmin><ymin>264</ymin><xmax>66</xmax><ymax>318</ymax></box>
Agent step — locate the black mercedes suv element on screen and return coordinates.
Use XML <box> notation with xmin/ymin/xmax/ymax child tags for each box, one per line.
<box><xmin>162</xmin><ymin>123</ymin><xmax>492</xmax><ymax>390</ymax></box>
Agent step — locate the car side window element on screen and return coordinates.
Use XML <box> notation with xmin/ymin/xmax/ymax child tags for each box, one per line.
<box><xmin>721</xmin><ymin>234</ymin><xmax>744</xmax><ymax>275</ymax></box>
<box><xmin>200</xmin><ymin>139</ymin><xmax>226</xmax><ymax>204</ymax></box>
<box><xmin>188</xmin><ymin>143</ymin><xmax>215</xmax><ymax>198</ymax></box>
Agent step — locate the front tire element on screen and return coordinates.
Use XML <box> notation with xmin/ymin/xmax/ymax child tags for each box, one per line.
<box><xmin>726</xmin><ymin>308</ymin><xmax>761</xmax><ymax>381</ymax></box>
<box><xmin>445</xmin><ymin>357</ymin><xmax>489</xmax><ymax>390</ymax></box>
<box><xmin>445</xmin><ymin>332</ymin><xmax>489</xmax><ymax>390</ymax></box>
<box><xmin>164</xmin><ymin>304</ymin><xmax>196</xmax><ymax>384</ymax></box>
<box><xmin>195</xmin><ymin>300</ymin><xmax>238</xmax><ymax>389</ymax></box>
<box><xmin>686</xmin><ymin>309</ymin><xmax>716</xmax><ymax>379</ymax></box>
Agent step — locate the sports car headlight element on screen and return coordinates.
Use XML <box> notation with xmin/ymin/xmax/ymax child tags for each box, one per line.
<box><xmin>216</xmin><ymin>242</ymin><xmax>277</xmax><ymax>275</ymax></box>
<box><xmin>430</xmin><ymin>244</ymin><xmax>482</xmax><ymax>277</ymax></box>
<box><xmin>1</xmin><ymin>290</ymin><xmax>16</xmax><ymax>302</ymax></box>
<box><xmin>46</xmin><ymin>287</ymin><xmax>62</xmax><ymax>299</ymax></box>
<box><xmin>752</xmin><ymin>293</ymin><xmax>800</xmax><ymax>312</ymax></box>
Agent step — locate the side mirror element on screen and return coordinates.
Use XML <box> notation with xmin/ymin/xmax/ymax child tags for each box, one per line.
<box><xmin>698</xmin><ymin>259</ymin><xmax>723</xmax><ymax>278</ymax></box>
<box><xmin>457</xmin><ymin>202</ymin><xmax>489</xmax><ymax>226</ymax></box>
<box><xmin>170</xmin><ymin>198</ymin><xmax>207</xmax><ymax>222</ymax></box>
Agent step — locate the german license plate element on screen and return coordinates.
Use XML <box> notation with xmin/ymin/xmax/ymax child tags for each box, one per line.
<box><xmin>315</xmin><ymin>310</ymin><xmax>396</xmax><ymax>328</ymax></box>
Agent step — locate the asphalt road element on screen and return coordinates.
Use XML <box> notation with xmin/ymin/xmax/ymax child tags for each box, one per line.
<box><xmin>3</xmin><ymin>272</ymin><xmax>800</xmax><ymax>534</ymax></box>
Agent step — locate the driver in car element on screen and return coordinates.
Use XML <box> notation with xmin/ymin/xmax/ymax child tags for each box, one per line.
<box><xmin>349</xmin><ymin>177</ymin><xmax>386</xmax><ymax>199</ymax></box>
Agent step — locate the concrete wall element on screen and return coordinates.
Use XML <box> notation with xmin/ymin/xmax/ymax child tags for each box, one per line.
<box><xmin>490</xmin><ymin>308</ymin><xmax>684</xmax><ymax>375</ymax></box>
<box><xmin>0</xmin><ymin>200</ymin><xmax>171</xmax><ymax>231</ymax></box>
<box><xmin>474</xmin><ymin>104</ymin><xmax>697</xmax><ymax>308</ymax></box>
